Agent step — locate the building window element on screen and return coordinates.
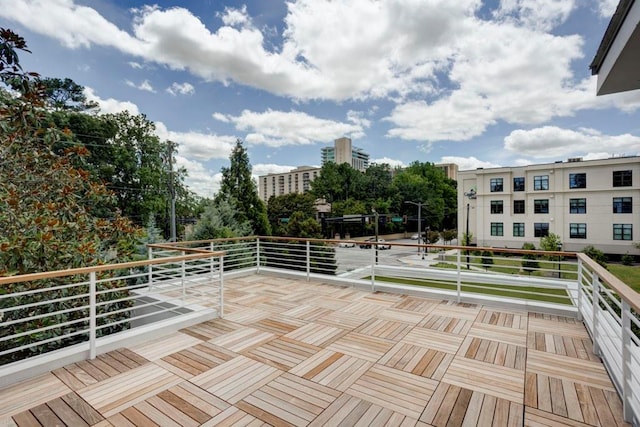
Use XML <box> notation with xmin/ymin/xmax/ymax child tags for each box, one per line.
<box><xmin>570</xmin><ymin>223</ymin><xmax>587</xmax><ymax>239</ymax></box>
<box><xmin>534</xmin><ymin>199</ymin><xmax>549</xmax><ymax>214</ymax></box>
<box><xmin>491</xmin><ymin>222</ymin><xmax>504</xmax><ymax>236</ymax></box>
<box><xmin>490</xmin><ymin>200</ymin><xmax>503</xmax><ymax>214</ymax></box>
<box><xmin>513</xmin><ymin>200</ymin><xmax>525</xmax><ymax>214</ymax></box>
<box><xmin>513</xmin><ymin>223</ymin><xmax>525</xmax><ymax>237</ymax></box>
<box><xmin>534</xmin><ymin>175</ymin><xmax>549</xmax><ymax>191</ymax></box>
<box><xmin>534</xmin><ymin>223</ymin><xmax>549</xmax><ymax>237</ymax></box>
<box><xmin>613</xmin><ymin>170</ymin><xmax>632</xmax><ymax>187</ymax></box>
<box><xmin>613</xmin><ymin>224</ymin><xmax>633</xmax><ymax>240</ymax></box>
<box><xmin>490</xmin><ymin>178</ymin><xmax>503</xmax><ymax>192</ymax></box>
<box><xmin>569</xmin><ymin>173</ymin><xmax>586</xmax><ymax>189</ymax></box>
<box><xmin>513</xmin><ymin>177</ymin><xmax>525</xmax><ymax>192</ymax></box>
<box><xmin>613</xmin><ymin>197</ymin><xmax>632</xmax><ymax>213</ymax></box>
<box><xmin>569</xmin><ymin>198</ymin><xmax>586</xmax><ymax>214</ymax></box>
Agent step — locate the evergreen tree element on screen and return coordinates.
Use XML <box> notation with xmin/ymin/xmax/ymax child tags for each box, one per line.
<box><xmin>216</xmin><ymin>139</ymin><xmax>270</xmax><ymax>235</ymax></box>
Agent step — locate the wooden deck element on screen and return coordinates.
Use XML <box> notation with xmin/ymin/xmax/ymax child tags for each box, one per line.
<box><xmin>0</xmin><ymin>275</ymin><xmax>629</xmax><ymax>426</ymax></box>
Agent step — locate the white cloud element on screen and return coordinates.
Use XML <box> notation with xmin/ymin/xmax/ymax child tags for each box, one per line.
<box><xmin>214</xmin><ymin>109</ymin><xmax>367</xmax><ymax>147</ymax></box>
<box><xmin>494</xmin><ymin>0</ymin><xmax>575</xmax><ymax>31</ymax></box>
<box><xmin>84</xmin><ymin>87</ymin><xmax>139</xmax><ymax>114</ymax></box>
<box><xmin>596</xmin><ymin>0</ymin><xmax>618</xmax><ymax>18</ymax></box>
<box><xmin>128</xmin><ymin>61</ymin><xmax>143</xmax><ymax>69</ymax></box>
<box><xmin>252</xmin><ymin>163</ymin><xmax>297</xmax><ymax>177</ymax></box>
<box><xmin>175</xmin><ymin>156</ymin><xmax>220</xmax><ymax>197</ymax></box>
<box><xmin>504</xmin><ymin>126</ymin><xmax>640</xmax><ymax>159</ymax></box>
<box><xmin>126</xmin><ymin>79</ymin><xmax>156</xmax><ymax>93</ymax></box>
<box><xmin>154</xmin><ymin>122</ymin><xmax>236</xmax><ymax>161</ymax></box>
<box><xmin>370</xmin><ymin>157</ymin><xmax>405</xmax><ymax>168</ymax></box>
<box><xmin>439</xmin><ymin>156</ymin><xmax>501</xmax><ymax>171</ymax></box>
<box><xmin>166</xmin><ymin>82</ymin><xmax>195</xmax><ymax>96</ymax></box>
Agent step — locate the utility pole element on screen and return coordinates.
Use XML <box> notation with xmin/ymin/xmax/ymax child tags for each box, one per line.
<box><xmin>404</xmin><ymin>201</ymin><xmax>425</xmax><ymax>260</ymax></box>
<box><xmin>167</xmin><ymin>140</ymin><xmax>177</xmax><ymax>242</ymax></box>
<box><xmin>464</xmin><ymin>189</ymin><xmax>477</xmax><ymax>269</ymax></box>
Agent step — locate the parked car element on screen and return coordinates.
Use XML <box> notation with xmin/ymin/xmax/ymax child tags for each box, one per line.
<box><xmin>337</xmin><ymin>240</ymin><xmax>356</xmax><ymax>248</ymax></box>
<box><xmin>359</xmin><ymin>238</ymin><xmax>375</xmax><ymax>249</ymax></box>
<box><xmin>360</xmin><ymin>238</ymin><xmax>391</xmax><ymax>249</ymax></box>
<box><xmin>411</xmin><ymin>233</ymin><xmax>419</xmax><ymax>240</ymax></box>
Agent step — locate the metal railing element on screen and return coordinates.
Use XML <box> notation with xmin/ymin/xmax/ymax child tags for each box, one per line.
<box><xmin>576</xmin><ymin>253</ymin><xmax>640</xmax><ymax>424</ymax></box>
<box><xmin>0</xmin><ymin>247</ymin><xmax>224</xmax><ymax>385</ymax></box>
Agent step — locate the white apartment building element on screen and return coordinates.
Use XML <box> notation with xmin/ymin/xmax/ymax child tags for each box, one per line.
<box><xmin>321</xmin><ymin>137</ymin><xmax>370</xmax><ymax>171</ymax></box>
<box><xmin>458</xmin><ymin>156</ymin><xmax>640</xmax><ymax>255</ymax></box>
<box><xmin>258</xmin><ymin>166</ymin><xmax>321</xmax><ymax>203</ymax></box>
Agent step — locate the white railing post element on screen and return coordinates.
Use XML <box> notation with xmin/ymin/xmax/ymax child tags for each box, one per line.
<box><xmin>256</xmin><ymin>237</ymin><xmax>261</xmax><ymax>273</ymax></box>
<box><xmin>591</xmin><ymin>273</ymin><xmax>601</xmax><ymax>356</ymax></box>
<box><xmin>371</xmin><ymin>244</ymin><xmax>376</xmax><ymax>292</ymax></box>
<box><xmin>147</xmin><ymin>246</ymin><xmax>153</xmax><ymax>290</ymax></box>
<box><xmin>181</xmin><ymin>251</ymin><xmax>186</xmax><ymax>304</ymax></box>
<box><xmin>219</xmin><ymin>254</ymin><xmax>224</xmax><ymax>318</ymax></box>
<box><xmin>576</xmin><ymin>258</ymin><xmax>583</xmax><ymax>321</ymax></box>
<box><xmin>306</xmin><ymin>241</ymin><xmax>311</xmax><ymax>281</ymax></box>
<box><xmin>621</xmin><ymin>300</ymin><xmax>632</xmax><ymax>422</ymax></box>
<box><xmin>456</xmin><ymin>249</ymin><xmax>462</xmax><ymax>303</ymax></box>
<box><xmin>89</xmin><ymin>272</ymin><xmax>97</xmax><ymax>360</ymax></box>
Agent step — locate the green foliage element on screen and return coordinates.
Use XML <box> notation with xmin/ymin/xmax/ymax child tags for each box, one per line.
<box><xmin>0</xmin><ymin>28</ymin><xmax>140</xmax><ymax>364</ymax></box>
<box><xmin>267</xmin><ymin>193</ymin><xmax>316</xmax><ymax>235</ymax></box>
<box><xmin>521</xmin><ymin>243</ymin><xmax>540</xmax><ymax>275</ymax></box>
<box><xmin>425</xmin><ymin>229</ymin><xmax>440</xmax><ymax>244</ymax></box>
<box><xmin>189</xmin><ymin>198</ymin><xmax>252</xmax><ymax>240</ymax></box>
<box><xmin>38</xmin><ymin>77</ymin><xmax>98</xmax><ymax>111</ymax></box>
<box><xmin>217</xmin><ymin>139</ymin><xmax>270</xmax><ymax>235</ymax></box>
<box><xmin>463</xmin><ymin>232</ymin><xmax>473</xmax><ymax>246</ymax></box>
<box><xmin>481</xmin><ymin>250</ymin><xmax>494</xmax><ymax>270</ymax></box>
<box><xmin>441</xmin><ymin>229</ymin><xmax>457</xmax><ymax>244</ymax></box>
<box><xmin>582</xmin><ymin>245</ymin><xmax>608</xmax><ymax>268</ymax></box>
<box><xmin>621</xmin><ymin>253</ymin><xmax>634</xmax><ymax>266</ymax></box>
<box><xmin>331</xmin><ymin>198</ymin><xmax>367</xmax><ymax>216</ymax></box>
<box><xmin>539</xmin><ymin>232</ymin><xmax>562</xmax><ymax>253</ymax></box>
<box><xmin>285</xmin><ymin>212</ymin><xmax>321</xmax><ymax>238</ymax></box>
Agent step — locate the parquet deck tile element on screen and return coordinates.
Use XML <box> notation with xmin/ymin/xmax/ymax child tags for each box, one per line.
<box><xmin>289</xmin><ymin>349</ymin><xmax>372</xmax><ymax>391</ymax></box>
<box><xmin>347</xmin><ymin>364</ymin><xmax>438</xmax><ymax>419</ymax></box>
<box><xmin>244</xmin><ymin>336</ymin><xmax>321</xmax><ymax>371</ymax></box>
<box><xmin>380</xmin><ymin>342</ymin><xmax>454</xmax><ymax>380</ymax></box>
<box><xmin>251</xmin><ymin>313</ymin><xmax>308</xmax><ymax>335</ymax></box>
<box><xmin>208</xmin><ymin>326</ymin><xmax>275</xmax><ymax>352</ymax></box>
<box><xmin>1</xmin><ymin>275</ymin><xmax>630</xmax><ymax>426</ymax></box>
<box><xmin>128</xmin><ymin>332</ymin><xmax>203</xmax><ymax>361</ymax></box>
<box><xmin>316</xmin><ymin>310</ymin><xmax>370</xmax><ymax>330</ymax></box>
<box><xmin>191</xmin><ymin>355</ymin><xmax>282</xmax><ymax>404</ymax></box>
<box><xmin>402</xmin><ymin>326</ymin><xmax>465</xmax><ymax>354</ymax></box>
<box><xmin>238</xmin><ymin>372</ymin><xmax>340</xmax><ymax>426</ymax></box>
<box><xmin>78</xmin><ymin>363</ymin><xmax>183</xmax><ymax>417</ymax></box>
<box><xmin>309</xmin><ymin>393</ymin><xmax>417</xmax><ymax>427</ymax></box>
<box><xmin>420</xmin><ymin>382</ymin><xmax>523</xmax><ymax>427</ymax></box>
<box><xmin>419</xmin><ymin>314</ymin><xmax>473</xmax><ymax>335</ymax></box>
<box><xmin>441</xmin><ymin>356</ymin><xmax>524</xmax><ymax>403</ymax></box>
<box><xmin>284</xmin><ymin>322</ymin><xmax>348</xmax><ymax>347</ymax></box>
<box><xmin>179</xmin><ymin>318</ymin><xmax>242</xmax><ymax>341</ymax></box>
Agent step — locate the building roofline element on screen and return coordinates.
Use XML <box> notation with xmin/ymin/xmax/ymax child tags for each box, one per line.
<box><xmin>590</xmin><ymin>0</ymin><xmax>635</xmax><ymax>75</ymax></box>
<box><xmin>458</xmin><ymin>155</ymin><xmax>640</xmax><ymax>174</ymax></box>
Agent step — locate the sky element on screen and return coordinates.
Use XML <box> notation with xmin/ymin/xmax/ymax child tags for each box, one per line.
<box><xmin>1</xmin><ymin>0</ymin><xmax>639</xmax><ymax>197</ymax></box>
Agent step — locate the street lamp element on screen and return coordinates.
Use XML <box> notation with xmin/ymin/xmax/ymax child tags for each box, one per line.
<box><xmin>404</xmin><ymin>201</ymin><xmax>425</xmax><ymax>260</ymax></box>
<box><xmin>557</xmin><ymin>242</ymin><xmax>563</xmax><ymax>278</ymax></box>
<box><xmin>372</xmin><ymin>208</ymin><xmax>379</xmax><ymax>264</ymax></box>
<box><xmin>463</xmin><ymin>189</ymin><xmax>477</xmax><ymax>269</ymax></box>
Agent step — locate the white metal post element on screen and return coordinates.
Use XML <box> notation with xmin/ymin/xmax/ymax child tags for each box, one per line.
<box><xmin>592</xmin><ymin>273</ymin><xmax>600</xmax><ymax>356</ymax></box>
<box><xmin>576</xmin><ymin>258</ymin><xmax>583</xmax><ymax>321</ymax></box>
<box><xmin>219</xmin><ymin>255</ymin><xmax>224</xmax><ymax>318</ymax></box>
<box><xmin>89</xmin><ymin>272</ymin><xmax>97</xmax><ymax>359</ymax></box>
<box><xmin>456</xmin><ymin>249</ymin><xmax>462</xmax><ymax>303</ymax></box>
<box><xmin>621</xmin><ymin>300</ymin><xmax>632</xmax><ymax>422</ymax></box>
<box><xmin>306</xmin><ymin>241</ymin><xmax>311</xmax><ymax>281</ymax></box>
<box><xmin>256</xmin><ymin>238</ymin><xmax>261</xmax><ymax>273</ymax></box>
<box><xmin>147</xmin><ymin>246</ymin><xmax>153</xmax><ymax>290</ymax></box>
<box><xmin>181</xmin><ymin>251</ymin><xmax>186</xmax><ymax>304</ymax></box>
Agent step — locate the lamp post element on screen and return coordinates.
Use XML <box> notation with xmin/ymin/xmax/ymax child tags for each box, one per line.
<box><xmin>373</xmin><ymin>209</ymin><xmax>379</xmax><ymax>264</ymax></box>
<box><xmin>463</xmin><ymin>189</ymin><xmax>477</xmax><ymax>269</ymax></box>
<box><xmin>404</xmin><ymin>201</ymin><xmax>424</xmax><ymax>260</ymax></box>
<box><xmin>557</xmin><ymin>242</ymin><xmax>563</xmax><ymax>278</ymax></box>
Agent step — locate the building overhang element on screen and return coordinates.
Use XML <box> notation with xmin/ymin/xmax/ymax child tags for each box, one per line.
<box><xmin>590</xmin><ymin>0</ymin><xmax>640</xmax><ymax>95</ymax></box>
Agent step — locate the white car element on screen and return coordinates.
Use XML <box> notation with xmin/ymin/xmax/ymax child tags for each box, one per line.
<box><xmin>410</xmin><ymin>234</ymin><xmax>419</xmax><ymax>240</ymax></box>
<box><xmin>338</xmin><ymin>240</ymin><xmax>356</xmax><ymax>248</ymax></box>
<box><xmin>377</xmin><ymin>239</ymin><xmax>391</xmax><ymax>250</ymax></box>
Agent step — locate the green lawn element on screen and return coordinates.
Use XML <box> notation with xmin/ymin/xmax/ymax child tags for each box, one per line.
<box><xmin>442</xmin><ymin>254</ymin><xmax>578</xmax><ymax>279</ymax></box>
<box><xmin>366</xmin><ymin>275</ymin><xmax>572</xmax><ymax>305</ymax></box>
<box><xmin>608</xmin><ymin>264</ymin><xmax>640</xmax><ymax>292</ymax></box>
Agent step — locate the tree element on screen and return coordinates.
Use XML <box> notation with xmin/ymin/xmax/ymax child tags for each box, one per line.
<box><xmin>285</xmin><ymin>211</ymin><xmax>322</xmax><ymax>238</ymax></box>
<box><xmin>582</xmin><ymin>245</ymin><xmax>608</xmax><ymax>268</ymax></box>
<box><xmin>217</xmin><ymin>139</ymin><xmax>270</xmax><ymax>235</ymax></box>
<box><xmin>539</xmin><ymin>232</ymin><xmax>562</xmax><ymax>253</ymax></box>
<box><xmin>521</xmin><ymin>243</ymin><xmax>540</xmax><ymax>275</ymax></box>
<box><xmin>189</xmin><ymin>198</ymin><xmax>252</xmax><ymax>241</ymax></box>
<box><xmin>38</xmin><ymin>77</ymin><xmax>98</xmax><ymax>111</ymax></box>
<box><xmin>441</xmin><ymin>229</ymin><xmax>457</xmax><ymax>244</ymax></box>
<box><xmin>481</xmin><ymin>250</ymin><xmax>494</xmax><ymax>271</ymax></box>
<box><xmin>267</xmin><ymin>193</ymin><xmax>316</xmax><ymax>235</ymax></box>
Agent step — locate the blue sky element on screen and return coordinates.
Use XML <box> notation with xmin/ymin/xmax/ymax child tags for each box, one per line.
<box><xmin>2</xmin><ymin>0</ymin><xmax>639</xmax><ymax>197</ymax></box>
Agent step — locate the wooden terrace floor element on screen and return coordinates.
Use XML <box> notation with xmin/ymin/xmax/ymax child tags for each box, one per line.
<box><xmin>0</xmin><ymin>275</ymin><xmax>629</xmax><ymax>426</ymax></box>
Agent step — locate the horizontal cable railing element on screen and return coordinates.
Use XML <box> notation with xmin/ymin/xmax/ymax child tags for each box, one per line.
<box><xmin>0</xmin><ymin>249</ymin><xmax>224</xmax><ymax>368</ymax></box>
<box><xmin>576</xmin><ymin>253</ymin><xmax>640</xmax><ymax>424</ymax></box>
